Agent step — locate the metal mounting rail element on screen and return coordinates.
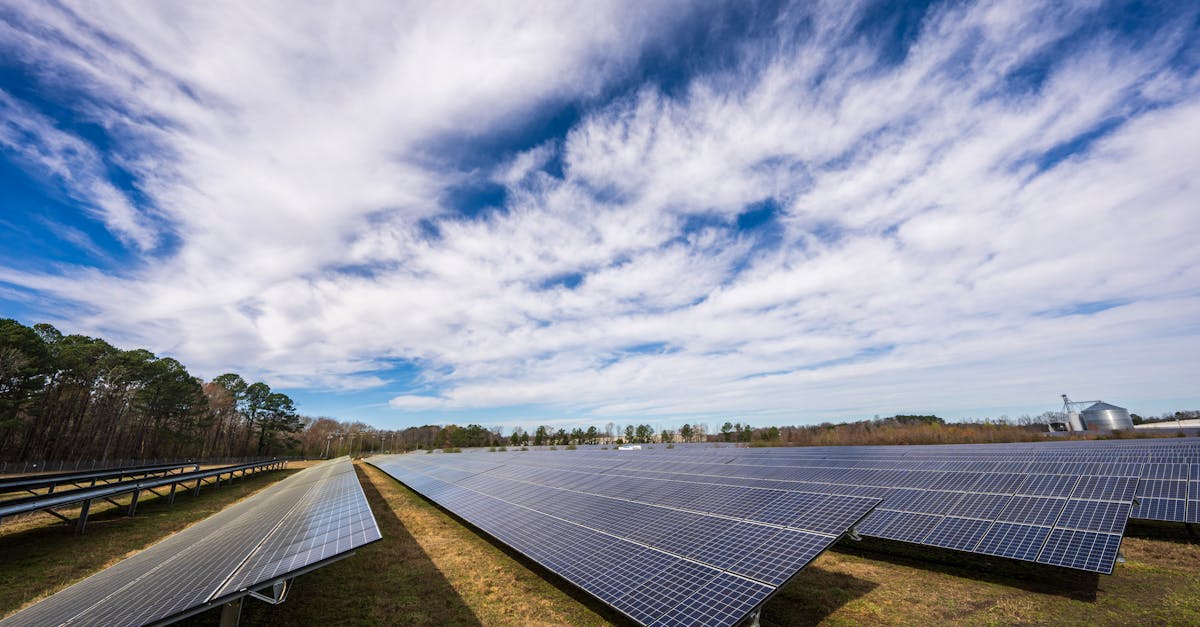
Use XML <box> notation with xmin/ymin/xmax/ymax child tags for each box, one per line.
<box><xmin>0</xmin><ymin>459</ymin><xmax>287</xmax><ymax>533</ymax></box>
<box><xmin>0</xmin><ymin>463</ymin><xmax>200</xmax><ymax>496</ymax></box>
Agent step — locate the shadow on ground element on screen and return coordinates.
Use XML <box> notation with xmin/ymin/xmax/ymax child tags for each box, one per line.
<box><xmin>831</xmin><ymin>538</ymin><xmax>1101</xmax><ymax>602</ymax></box>
<box><xmin>762</xmin><ymin>565</ymin><xmax>877</xmax><ymax>626</ymax></box>
<box><xmin>396</xmin><ymin>482</ymin><xmax>633</xmax><ymax>626</ymax></box>
<box><xmin>1124</xmin><ymin>520</ymin><xmax>1199</xmax><ymax>545</ymax></box>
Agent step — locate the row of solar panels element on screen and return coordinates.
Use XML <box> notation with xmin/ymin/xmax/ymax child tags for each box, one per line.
<box><xmin>474</xmin><ymin>455</ymin><xmax>1139</xmax><ymax>574</ymax></box>
<box><xmin>0</xmin><ymin>459</ymin><xmax>288</xmax><ymax>533</ymax></box>
<box><xmin>369</xmin><ymin>456</ymin><xmax>877</xmax><ymax>627</ymax></box>
<box><xmin>0</xmin><ymin>458</ymin><xmax>380</xmax><ymax>627</ymax></box>
<box><xmin>518</xmin><ymin>440</ymin><xmax>1200</xmax><ymax>527</ymax></box>
<box><xmin>365</xmin><ymin>441</ymin><xmax>1200</xmax><ymax>625</ymax></box>
<box><xmin>0</xmin><ymin>463</ymin><xmax>199</xmax><ymax>496</ymax></box>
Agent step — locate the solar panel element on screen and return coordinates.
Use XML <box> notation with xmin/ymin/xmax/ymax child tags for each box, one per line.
<box><xmin>482</xmin><ymin>439</ymin><xmax>1200</xmax><ymax>574</ymax></box>
<box><xmin>369</xmin><ymin>456</ymin><xmax>878</xmax><ymax>627</ymax></box>
<box><xmin>974</xmin><ymin>522</ymin><xmax>1051</xmax><ymax>562</ymax></box>
<box><xmin>922</xmin><ymin>516</ymin><xmax>994</xmax><ymax>551</ymax></box>
<box><xmin>1036</xmin><ymin>529</ymin><xmax>1123</xmax><ymax>573</ymax></box>
<box><xmin>0</xmin><ymin>458</ymin><xmax>380</xmax><ymax>627</ymax></box>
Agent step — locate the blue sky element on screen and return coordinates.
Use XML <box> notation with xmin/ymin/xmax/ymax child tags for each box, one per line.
<box><xmin>2</xmin><ymin>1</ymin><xmax>1199</xmax><ymax>431</ymax></box>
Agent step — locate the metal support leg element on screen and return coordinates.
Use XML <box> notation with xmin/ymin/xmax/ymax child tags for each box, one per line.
<box><xmin>847</xmin><ymin>525</ymin><xmax>862</xmax><ymax>541</ymax></box>
<box><xmin>168</xmin><ymin>482</ymin><xmax>178</xmax><ymax>504</ymax></box>
<box><xmin>193</xmin><ymin>478</ymin><xmax>202</xmax><ymax>496</ymax></box>
<box><xmin>218</xmin><ymin>598</ymin><xmax>243</xmax><ymax>627</ymax></box>
<box><xmin>1116</xmin><ymin>550</ymin><xmax>1127</xmax><ymax>564</ymax></box>
<box><xmin>746</xmin><ymin>608</ymin><xmax>761</xmax><ymax>627</ymax></box>
<box><xmin>76</xmin><ymin>499</ymin><xmax>91</xmax><ymax>534</ymax></box>
<box><xmin>127</xmin><ymin>489</ymin><xmax>141</xmax><ymax>516</ymax></box>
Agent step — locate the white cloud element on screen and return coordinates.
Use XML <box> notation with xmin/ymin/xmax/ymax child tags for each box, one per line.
<box><xmin>1</xmin><ymin>1</ymin><xmax>1198</xmax><ymax>425</ymax></box>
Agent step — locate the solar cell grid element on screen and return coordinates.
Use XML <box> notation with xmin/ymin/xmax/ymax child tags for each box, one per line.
<box><xmin>1141</xmin><ymin>463</ymin><xmax>1189</xmax><ymax>480</ymax></box>
<box><xmin>968</xmin><ymin>472</ymin><xmax>1026</xmax><ymax>495</ymax></box>
<box><xmin>655</xmin><ymin>573</ymin><xmax>773</xmax><ymax>627</ymax></box>
<box><xmin>921</xmin><ymin>516</ymin><xmax>994</xmax><ymax>551</ymax></box>
<box><xmin>946</xmin><ymin>493</ymin><xmax>1012</xmax><ymax>520</ymax></box>
<box><xmin>995</xmin><ymin>496</ymin><xmax>1067</xmax><ymax>527</ymax></box>
<box><xmin>1071</xmin><ymin>476</ymin><xmax>1138</xmax><ymax>502</ymax></box>
<box><xmin>975</xmin><ymin>522</ymin><xmax>1051</xmax><ymax>562</ymax></box>
<box><xmin>1054</xmin><ymin>500</ymin><xmax>1130</xmax><ymax>534</ymax></box>
<box><xmin>685</xmin><ymin>522</ymin><xmax>782</xmax><ymax>570</ymax></box>
<box><xmin>1016</xmin><ymin>474</ymin><xmax>1079</xmax><ymax>497</ymax></box>
<box><xmin>1131</xmin><ymin>497</ymin><xmax>1188</xmax><ymax>522</ymax></box>
<box><xmin>861</xmin><ymin>510</ymin><xmax>942</xmax><ymax>543</ymax></box>
<box><xmin>611</xmin><ymin>559</ymin><xmax>719</xmax><ymax>625</ymax></box>
<box><xmin>1036</xmin><ymin>529</ymin><xmax>1122</xmax><ymax>573</ymax></box>
<box><xmin>1136</xmin><ymin>479</ymin><xmax>1187</xmax><ymax>500</ymax></box>
<box><xmin>724</xmin><ymin>528</ymin><xmax>829</xmax><ymax>585</ymax></box>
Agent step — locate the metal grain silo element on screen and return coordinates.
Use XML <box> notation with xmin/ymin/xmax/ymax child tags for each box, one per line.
<box><xmin>1081</xmin><ymin>401</ymin><xmax>1134</xmax><ymax>431</ymax></box>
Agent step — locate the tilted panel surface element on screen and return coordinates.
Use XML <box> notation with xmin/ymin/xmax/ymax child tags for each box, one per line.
<box><xmin>370</xmin><ymin>454</ymin><xmax>877</xmax><ymax>627</ymax></box>
<box><xmin>0</xmin><ymin>458</ymin><xmax>379</xmax><ymax>627</ymax></box>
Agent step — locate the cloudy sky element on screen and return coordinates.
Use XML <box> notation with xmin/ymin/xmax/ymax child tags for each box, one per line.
<box><xmin>1</xmin><ymin>1</ymin><xmax>1198</xmax><ymax>430</ymax></box>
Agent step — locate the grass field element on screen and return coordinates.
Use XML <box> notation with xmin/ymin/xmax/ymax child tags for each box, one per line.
<box><xmin>3</xmin><ymin>460</ymin><xmax>1198</xmax><ymax>626</ymax></box>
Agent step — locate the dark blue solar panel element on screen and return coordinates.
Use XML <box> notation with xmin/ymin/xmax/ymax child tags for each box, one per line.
<box><xmin>684</xmin><ymin>522</ymin><xmax>779</xmax><ymax>570</ymax></box>
<box><xmin>968</xmin><ymin>473</ymin><xmax>1026</xmax><ymax>494</ymax></box>
<box><xmin>1035</xmin><ymin>529</ymin><xmax>1122</xmax><ymax>574</ymax></box>
<box><xmin>945</xmin><ymin>493</ymin><xmax>1011</xmax><ymax>520</ymax></box>
<box><xmin>921</xmin><ymin>516</ymin><xmax>994</xmax><ymax>551</ymax></box>
<box><xmin>1140</xmin><ymin>463</ymin><xmax>1189</xmax><ymax>480</ymax></box>
<box><xmin>1054</xmin><ymin>500</ymin><xmax>1130</xmax><ymax>534</ymax></box>
<box><xmin>1131</xmin><ymin>497</ymin><xmax>1188</xmax><ymax>522</ymax></box>
<box><xmin>657</xmin><ymin>573</ymin><xmax>773</xmax><ymax>627</ymax></box>
<box><xmin>1016</xmin><ymin>474</ymin><xmax>1079</xmax><ymax>497</ymax></box>
<box><xmin>725</xmin><ymin>528</ymin><xmax>829</xmax><ymax>585</ymax></box>
<box><xmin>859</xmin><ymin>510</ymin><xmax>941</xmax><ymax>543</ymax></box>
<box><xmin>881</xmin><ymin>489</ymin><xmax>962</xmax><ymax>514</ymax></box>
<box><xmin>994</xmin><ymin>496</ymin><xmax>1067</xmax><ymax>527</ymax></box>
<box><xmin>1136</xmin><ymin>479</ymin><xmax>1186</xmax><ymax>500</ymax></box>
<box><xmin>748</xmin><ymin>491</ymin><xmax>828</xmax><ymax>526</ymax></box>
<box><xmin>611</xmin><ymin>559</ymin><xmax>719</xmax><ymax>625</ymax></box>
<box><xmin>976</xmin><ymin>522</ymin><xmax>1051</xmax><ymax>561</ymax></box>
<box><xmin>370</xmin><ymin>455</ymin><xmax>877</xmax><ymax>627</ymax></box>
<box><xmin>1189</xmin><ymin>500</ymin><xmax>1199</xmax><ymax>524</ymax></box>
<box><xmin>1071</xmin><ymin>476</ymin><xmax>1138</xmax><ymax>502</ymax></box>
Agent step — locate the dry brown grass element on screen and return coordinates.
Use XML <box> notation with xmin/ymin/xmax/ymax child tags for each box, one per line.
<box><xmin>768</xmin><ymin>528</ymin><xmax>1200</xmax><ymax>626</ymax></box>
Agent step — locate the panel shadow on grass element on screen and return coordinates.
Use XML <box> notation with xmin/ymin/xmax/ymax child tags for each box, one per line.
<box><xmin>1124</xmin><ymin>520</ymin><xmax>1200</xmax><ymax>546</ymax></box>
<box><xmin>762</xmin><ymin>565</ymin><xmax>876</xmax><ymax>626</ymax></box>
<box><xmin>381</xmin><ymin>475</ymin><xmax>632</xmax><ymax>626</ymax></box>
<box><xmin>831</xmin><ymin>538</ymin><xmax>1101</xmax><ymax>602</ymax></box>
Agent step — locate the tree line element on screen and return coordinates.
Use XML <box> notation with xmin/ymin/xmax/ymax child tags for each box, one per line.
<box><xmin>0</xmin><ymin>319</ymin><xmax>302</xmax><ymax>463</ymax></box>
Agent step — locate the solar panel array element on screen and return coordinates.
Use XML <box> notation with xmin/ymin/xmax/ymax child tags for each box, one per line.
<box><xmin>589</xmin><ymin>439</ymin><xmax>1199</xmax><ymax>573</ymax></box>
<box><xmin>382</xmin><ymin>438</ymin><xmax>1197</xmax><ymax>585</ymax></box>
<box><xmin>370</xmin><ymin>455</ymin><xmax>879</xmax><ymax>627</ymax></box>
<box><xmin>0</xmin><ymin>457</ymin><xmax>381</xmax><ymax>627</ymax></box>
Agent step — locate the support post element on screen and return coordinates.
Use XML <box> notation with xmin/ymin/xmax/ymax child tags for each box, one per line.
<box><xmin>127</xmin><ymin>489</ymin><xmax>141</xmax><ymax>516</ymax></box>
<box><xmin>193</xmin><ymin>478</ymin><xmax>202</xmax><ymax>496</ymax></box>
<box><xmin>746</xmin><ymin>608</ymin><xmax>761</xmax><ymax>627</ymax></box>
<box><xmin>75</xmin><ymin>499</ymin><xmax>91</xmax><ymax>534</ymax></box>
<box><xmin>218</xmin><ymin>598</ymin><xmax>243</xmax><ymax>627</ymax></box>
<box><xmin>168</xmin><ymin>482</ymin><xmax>178</xmax><ymax>504</ymax></box>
